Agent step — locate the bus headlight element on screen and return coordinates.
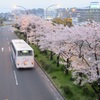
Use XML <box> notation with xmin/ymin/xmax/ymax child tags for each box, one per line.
<box><xmin>17</xmin><ymin>62</ymin><xmax>20</xmax><ymax>65</ymax></box>
<box><xmin>31</xmin><ymin>61</ymin><xmax>34</xmax><ymax>64</ymax></box>
<box><xmin>24</xmin><ymin>62</ymin><xmax>27</xmax><ymax>65</ymax></box>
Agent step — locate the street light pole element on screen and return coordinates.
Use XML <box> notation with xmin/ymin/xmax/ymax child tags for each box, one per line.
<box><xmin>13</xmin><ymin>5</ymin><xmax>28</xmax><ymax>15</ymax></box>
<box><xmin>45</xmin><ymin>4</ymin><xmax>60</xmax><ymax>20</ymax></box>
<box><xmin>13</xmin><ymin>5</ymin><xmax>29</xmax><ymax>43</ymax></box>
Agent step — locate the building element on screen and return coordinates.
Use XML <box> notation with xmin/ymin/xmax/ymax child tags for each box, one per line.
<box><xmin>76</xmin><ymin>2</ymin><xmax>100</xmax><ymax>22</ymax></box>
<box><xmin>90</xmin><ymin>2</ymin><xmax>100</xmax><ymax>9</ymax></box>
<box><xmin>59</xmin><ymin>2</ymin><xmax>100</xmax><ymax>22</ymax></box>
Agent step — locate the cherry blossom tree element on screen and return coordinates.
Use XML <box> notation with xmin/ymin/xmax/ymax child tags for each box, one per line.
<box><xmin>15</xmin><ymin>15</ymin><xmax>100</xmax><ymax>99</ymax></box>
<box><xmin>61</xmin><ymin>22</ymin><xmax>100</xmax><ymax>99</ymax></box>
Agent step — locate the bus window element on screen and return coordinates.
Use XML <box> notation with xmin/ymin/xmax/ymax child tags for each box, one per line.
<box><xmin>18</xmin><ymin>50</ymin><xmax>32</xmax><ymax>56</ymax></box>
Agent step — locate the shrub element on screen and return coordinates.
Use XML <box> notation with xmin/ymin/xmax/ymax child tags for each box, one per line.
<box><xmin>41</xmin><ymin>62</ymin><xmax>58</xmax><ymax>73</ymax></box>
<box><xmin>52</xmin><ymin>76</ymin><xmax>57</xmax><ymax>79</ymax></box>
<box><xmin>40</xmin><ymin>60</ymin><xmax>45</xmax><ymax>66</ymax></box>
<box><xmin>82</xmin><ymin>87</ymin><xmax>90</xmax><ymax>95</ymax></box>
<box><xmin>35</xmin><ymin>54</ymin><xmax>38</xmax><ymax>57</ymax></box>
<box><xmin>63</xmin><ymin>85</ymin><xmax>73</xmax><ymax>96</ymax></box>
<box><xmin>42</xmin><ymin>63</ymin><xmax>50</xmax><ymax>71</ymax></box>
<box><xmin>52</xmin><ymin>60</ymin><xmax>56</xmax><ymax>64</ymax></box>
<box><xmin>70</xmin><ymin>77</ymin><xmax>75</xmax><ymax>81</ymax></box>
<box><xmin>60</xmin><ymin>85</ymin><xmax>64</xmax><ymax>89</ymax></box>
<box><xmin>14</xmin><ymin>30</ymin><xmax>19</xmax><ymax>34</ymax></box>
<box><xmin>82</xmin><ymin>87</ymin><xmax>96</xmax><ymax>98</ymax></box>
<box><xmin>60</xmin><ymin>66</ymin><xmax>65</xmax><ymax>71</ymax></box>
<box><xmin>48</xmin><ymin>66</ymin><xmax>57</xmax><ymax>73</ymax></box>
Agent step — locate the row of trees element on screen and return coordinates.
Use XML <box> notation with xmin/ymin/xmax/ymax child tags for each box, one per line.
<box><xmin>14</xmin><ymin>15</ymin><xmax>100</xmax><ymax>99</ymax></box>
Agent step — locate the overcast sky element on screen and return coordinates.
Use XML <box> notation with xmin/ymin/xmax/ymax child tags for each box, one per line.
<box><xmin>0</xmin><ymin>0</ymin><xmax>99</xmax><ymax>12</ymax></box>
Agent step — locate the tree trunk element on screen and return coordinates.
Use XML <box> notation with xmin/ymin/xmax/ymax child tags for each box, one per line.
<box><xmin>98</xmin><ymin>91</ymin><xmax>100</xmax><ymax>100</ymax></box>
<box><xmin>65</xmin><ymin>69</ymin><xmax>68</xmax><ymax>76</ymax></box>
<box><xmin>79</xmin><ymin>47</ymin><xmax>82</xmax><ymax>58</ymax></box>
<box><xmin>63</xmin><ymin>54</ymin><xmax>71</xmax><ymax>76</ymax></box>
<box><xmin>90</xmin><ymin>84</ymin><xmax>100</xmax><ymax>100</ymax></box>
<box><xmin>98</xmin><ymin>79</ymin><xmax>100</xmax><ymax>100</ymax></box>
<box><xmin>64</xmin><ymin>58</ymin><xmax>70</xmax><ymax>75</ymax></box>
<box><xmin>91</xmin><ymin>84</ymin><xmax>97</xmax><ymax>93</ymax></box>
<box><xmin>24</xmin><ymin>33</ymin><xmax>27</xmax><ymax>42</ymax></box>
<box><xmin>43</xmin><ymin>50</ymin><xmax>47</xmax><ymax>55</ymax></box>
<box><xmin>94</xmin><ymin>52</ymin><xmax>98</xmax><ymax>60</ymax></box>
<box><xmin>79</xmin><ymin>72</ymin><xmax>82</xmax><ymax>85</ymax></box>
<box><xmin>50</xmin><ymin>51</ymin><xmax>53</xmax><ymax>60</ymax></box>
<box><xmin>57</xmin><ymin>55</ymin><xmax>60</xmax><ymax>67</ymax></box>
<box><xmin>79</xmin><ymin>79</ymin><xmax>82</xmax><ymax>85</ymax></box>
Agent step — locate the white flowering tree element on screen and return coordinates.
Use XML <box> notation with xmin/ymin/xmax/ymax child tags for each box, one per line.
<box><xmin>72</xmin><ymin>23</ymin><xmax>100</xmax><ymax>99</ymax></box>
<box><xmin>15</xmin><ymin>15</ymin><xmax>100</xmax><ymax>99</ymax></box>
<box><xmin>59</xmin><ymin>22</ymin><xmax>100</xmax><ymax>99</ymax></box>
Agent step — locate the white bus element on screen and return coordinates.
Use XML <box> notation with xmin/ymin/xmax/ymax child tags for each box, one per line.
<box><xmin>11</xmin><ymin>39</ymin><xmax>34</xmax><ymax>68</ymax></box>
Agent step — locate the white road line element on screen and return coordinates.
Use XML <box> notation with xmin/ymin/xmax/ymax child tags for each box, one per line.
<box><xmin>8</xmin><ymin>47</ymin><xmax>11</xmax><ymax>51</ymax></box>
<box><xmin>1</xmin><ymin>47</ymin><xmax>4</xmax><ymax>52</ymax></box>
<box><xmin>13</xmin><ymin>71</ymin><xmax>18</xmax><ymax>85</ymax></box>
<box><xmin>5</xmin><ymin>99</ymin><xmax>8</xmax><ymax>100</ymax></box>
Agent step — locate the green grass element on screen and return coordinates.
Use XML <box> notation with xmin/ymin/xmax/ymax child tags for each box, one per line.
<box><xmin>17</xmin><ymin>33</ymin><xmax>97</xmax><ymax>100</ymax></box>
<box><xmin>30</xmin><ymin>44</ymin><xmax>97</xmax><ymax>100</ymax></box>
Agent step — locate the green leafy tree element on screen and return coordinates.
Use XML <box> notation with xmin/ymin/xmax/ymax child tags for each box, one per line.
<box><xmin>52</xmin><ymin>18</ymin><xmax>72</xmax><ymax>27</ymax></box>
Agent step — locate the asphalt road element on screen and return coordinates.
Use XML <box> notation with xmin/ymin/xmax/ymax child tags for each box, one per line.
<box><xmin>0</xmin><ymin>26</ymin><xmax>64</xmax><ymax>100</ymax></box>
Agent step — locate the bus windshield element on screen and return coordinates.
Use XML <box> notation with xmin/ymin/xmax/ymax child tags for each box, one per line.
<box><xmin>18</xmin><ymin>50</ymin><xmax>32</xmax><ymax>56</ymax></box>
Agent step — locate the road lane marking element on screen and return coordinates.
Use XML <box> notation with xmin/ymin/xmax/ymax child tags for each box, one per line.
<box><xmin>1</xmin><ymin>47</ymin><xmax>4</xmax><ymax>52</ymax></box>
<box><xmin>13</xmin><ymin>71</ymin><xmax>18</xmax><ymax>85</ymax></box>
<box><xmin>9</xmin><ymin>47</ymin><xmax>11</xmax><ymax>51</ymax></box>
